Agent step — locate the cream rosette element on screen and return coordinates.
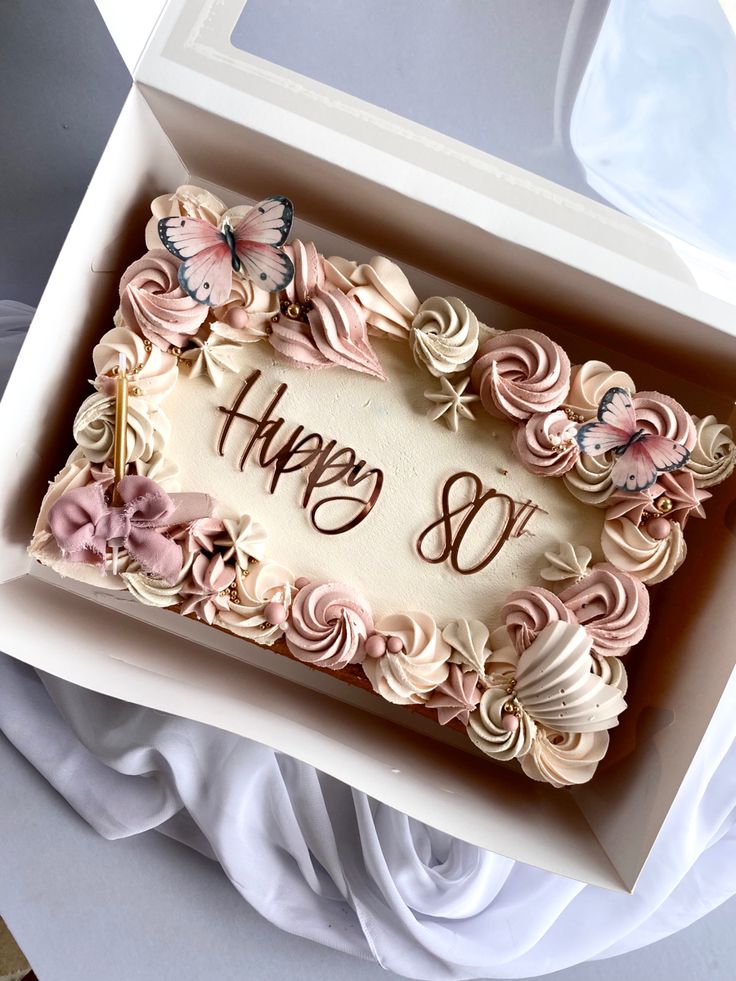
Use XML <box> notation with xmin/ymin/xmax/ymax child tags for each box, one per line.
<box><xmin>410</xmin><ymin>296</ymin><xmax>479</xmax><ymax>376</ymax></box>
<box><xmin>601</xmin><ymin>516</ymin><xmax>686</xmax><ymax>584</ymax></box>
<box><xmin>520</xmin><ymin>729</ymin><xmax>609</xmax><ymax>788</ymax></box>
<box><xmin>324</xmin><ymin>254</ymin><xmax>420</xmax><ymax>338</ymax></box>
<box><xmin>467</xmin><ymin>685</ymin><xmax>536</xmax><ymax>762</ymax></box>
<box><xmin>123</xmin><ymin>556</ymin><xmax>195</xmax><ymax>609</ymax></box>
<box><xmin>285</xmin><ymin>580</ymin><xmax>373</xmax><ymax>669</ymax></box>
<box><xmin>503</xmin><ymin>586</ymin><xmax>576</xmax><ymax>656</ymax></box>
<box><xmin>72</xmin><ymin>391</ymin><xmax>169</xmax><ymax>465</ymax></box>
<box><xmin>591</xmin><ymin>654</ymin><xmax>628</xmax><ymax>694</ymax></box>
<box><xmin>564</xmin><ymin>361</ymin><xmax>636</xmax><ymax>421</ymax></box>
<box><xmin>144</xmin><ymin>184</ymin><xmax>226</xmax><ymax>251</ymax></box>
<box><xmin>93</xmin><ymin>326</ymin><xmax>179</xmax><ymax>402</ymax></box>
<box><xmin>559</xmin><ymin>562</ymin><xmax>649</xmax><ymax>657</ymax></box>
<box><xmin>686</xmin><ymin>415</ymin><xmax>736</xmax><ymax>488</ymax></box>
<box><xmin>217</xmin><ymin>561</ymin><xmax>295</xmax><ymax>645</ymax></box>
<box><xmin>119</xmin><ymin>249</ymin><xmax>208</xmax><ymax>351</ymax></box>
<box><xmin>633</xmin><ymin>391</ymin><xmax>696</xmax><ymax>449</ymax></box>
<box><xmin>512</xmin><ymin>410</ymin><xmax>579</xmax><ymax>476</ymax></box>
<box><xmin>211</xmin><ymin>276</ymin><xmax>279</xmax><ymax>342</ymax></box>
<box><xmin>563</xmin><ymin>451</ymin><xmax>616</xmax><ymax>506</ymax></box>
<box><xmin>470</xmin><ymin>329</ymin><xmax>571</xmax><ymax>421</ymax></box>
<box><xmin>132</xmin><ymin>451</ymin><xmax>180</xmax><ymax>492</ymax></box>
<box><xmin>364</xmin><ymin>612</ymin><xmax>450</xmax><ymax>705</ymax></box>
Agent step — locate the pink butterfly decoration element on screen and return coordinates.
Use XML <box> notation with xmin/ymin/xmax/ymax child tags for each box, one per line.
<box><xmin>576</xmin><ymin>387</ymin><xmax>690</xmax><ymax>492</ymax></box>
<box><xmin>158</xmin><ymin>196</ymin><xmax>295</xmax><ymax>306</ymax></box>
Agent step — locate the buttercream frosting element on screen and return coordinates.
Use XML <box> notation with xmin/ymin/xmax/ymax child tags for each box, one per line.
<box><xmin>283</xmin><ymin>239</ymin><xmax>324</xmax><ymax>303</ymax></box>
<box><xmin>633</xmin><ymin>391</ymin><xmax>696</xmax><ymax>449</ymax></box>
<box><xmin>180</xmin><ymin>553</ymin><xmax>236</xmax><ymax>624</ymax></box>
<box><xmin>686</xmin><ymin>414</ymin><xmax>736</xmax><ymax>487</ymax></box>
<box><xmin>217</xmin><ymin>561</ymin><xmax>295</xmax><ymax>644</ymax></box>
<box><xmin>503</xmin><ymin>586</ymin><xmax>575</xmax><ymax>655</ymax></box>
<box><xmin>559</xmin><ymin>562</ymin><xmax>649</xmax><ymax>657</ymax></box>
<box><xmin>215</xmin><ymin>515</ymin><xmax>267</xmax><ymax>569</ymax></box>
<box><xmin>119</xmin><ymin>249</ymin><xmax>208</xmax><ymax>351</ymax></box>
<box><xmin>179</xmin><ymin>336</ymin><xmax>242</xmax><ymax>386</ymax></box>
<box><xmin>144</xmin><ymin>184</ymin><xmax>226</xmax><ymax>251</ymax></box>
<box><xmin>363</xmin><ymin>612</ymin><xmax>450</xmax><ymax>705</ymax></box>
<box><xmin>441</xmin><ymin>618</ymin><xmax>491</xmax><ymax>676</ymax></box>
<box><xmin>652</xmin><ymin>471</ymin><xmax>710</xmax><ymax>527</ymax></box>
<box><xmin>325</xmin><ymin>254</ymin><xmax>420</xmax><ymax>338</ymax></box>
<box><xmin>520</xmin><ymin>728</ymin><xmax>609</xmax><ymax>788</ymax></box>
<box><xmin>123</xmin><ymin>555</ymin><xmax>194</xmax><ymax>608</ymax></box>
<box><xmin>426</xmin><ymin>664</ymin><xmax>482</xmax><ymax>726</ymax></box>
<box><xmin>540</xmin><ymin>542</ymin><xmax>592</xmax><ymax>583</ymax></box>
<box><xmin>601</xmin><ymin>516</ymin><xmax>686</xmax><ymax>584</ymax></box>
<box><xmin>467</xmin><ymin>686</ymin><xmax>536</xmax><ymax>761</ymax></box>
<box><xmin>93</xmin><ymin>326</ymin><xmax>178</xmax><ymax>401</ymax></box>
<box><xmin>424</xmin><ymin>375</ymin><xmax>479</xmax><ymax>431</ymax></box>
<box><xmin>270</xmin><ymin>286</ymin><xmax>385</xmax><ymax>378</ymax></box>
<box><xmin>564</xmin><ymin>361</ymin><xmax>636</xmax><ymax>421</ymax></box>
<box><xmin>563</xmin><ymin>451</ymin><xmax>615</xmax><ymax>506</ymax></box>
<box><xmin>73</xmin><ymin>391</ymin><xmax>169</xmax><ymax>465</ymax></box>
<box><xmin>470</xmin><ymin>329</ymin><xmax>571</xmax><ymax>421</ymax></box>
<box><xmin>211</xmin><ymin>276</ymin><xmax>279</xmax><ymax>342</ymax></box>
<box><xmin>285</xmin><ymin>580</ymin><xmax>373</xmax><ymax>669</ymax></box>
<box><xmin>512</xmin><ymin>410</ymin><xmax>579</xmax><ymax>476</ymax></box>
<box><xmin>410</xmin><ymin>296</ymin><xmax>479</xmax><ymax>376</ymax></box>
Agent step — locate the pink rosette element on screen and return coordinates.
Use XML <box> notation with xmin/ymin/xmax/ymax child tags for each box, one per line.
<box><xmin>285</xmin><ymin>580</ymin><xmax>373</xmax><ymax>669</ymax></box>
<box><xmin>503</xmin><ymin>586</ymin><xmax>576</xmax><ymax>656</ymax></box>
<box><xmin>470</xmin><ymin>329</ymin><xmax>571</xmax><ymax>421</ymax></box>
<box><xmin>512</xmin><ymin>410</ymin><xmax>579</xmax><ymax>476</ymax></box>
<box><xmin>283</xmin><ymin>239</ymin><xmax>324</xmax><ymax>303</ymax></box>
<box><xmin>119</xmin><ymin>249</ymin><xmax>207</xmax><ymax>351</ymax></box>
<box><xmin>270</xmin><ymin>286</ymin><xmax>385</xmax><ymax>379</ymax></box>
<box><xmin>633</xmin><ymin>391</ymin><xmax>696</xmax><ymax>450</ymax></box>
<box><xmin>559</xmin><ymin>562</ymin><xmax>649</xmax><ymax>658</ymax></box>
<box><xmin>426</xmin><ymin>664</ymin><xmax>482</xmax><ymax>726</ymax></box>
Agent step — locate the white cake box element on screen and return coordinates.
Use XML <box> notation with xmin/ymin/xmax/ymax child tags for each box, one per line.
<box><xmin>1</xmin><ymin>0</ymin><xmax>736</xmax><ymax>892</ymax></box>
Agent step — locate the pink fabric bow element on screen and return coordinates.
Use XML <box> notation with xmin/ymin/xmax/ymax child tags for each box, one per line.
<box><xmin>47</xmin><ymin>475</ymin><xmax>211</xmax><ymax>584</ymax></box>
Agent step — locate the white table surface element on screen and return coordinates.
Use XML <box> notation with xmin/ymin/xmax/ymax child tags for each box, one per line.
<box><xmin>2</xmin><ymin>2</ymin><xmax>736</xmax><ymax>979</ymax></box>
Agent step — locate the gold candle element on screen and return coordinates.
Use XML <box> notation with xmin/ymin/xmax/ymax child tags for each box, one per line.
<box><xmin>112</xmin><ymin>361</ymin><xmax>129</xmax><ymax>505</ymax></box>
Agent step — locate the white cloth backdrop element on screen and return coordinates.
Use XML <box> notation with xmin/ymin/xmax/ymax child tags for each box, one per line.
<box><xmin>2</xmin><ymin>295</ymin><xmax>736</xmax><ymax>979</ymax></box>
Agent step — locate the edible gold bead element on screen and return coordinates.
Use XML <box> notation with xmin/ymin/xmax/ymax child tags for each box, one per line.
<box><xmin>130</xmin><ymin>386</ymin><xmax>143</xmax><ymax>396</ymax></box>
<box><xmin>286</xmin><ymin>302</ymin><xmax>301</xmax><ymax>319</ymax></box>
<box><xmin>110</xmin><ymin>365</ymin><xmax>119</xmax><ymax>376</ymax></box>
<box><xmin>503</xmin><ymin>702</ymin><xmax>515</xmax><ymax>714</ymax></box>
<box><xmin>656</xmin><ymin>495</ymin><xmax>673</xmax><ymax>513</ymax></box>
<box><xmin>170</xmin><ymin>346</ymin><xmax>182</xmax><ymax>357</ymax></box>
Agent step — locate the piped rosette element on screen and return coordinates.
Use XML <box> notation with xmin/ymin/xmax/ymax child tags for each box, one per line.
<box><xmin>467</xmin><ymin>621</ymin><xmax>626</xmax><ymax>783</ymax></box>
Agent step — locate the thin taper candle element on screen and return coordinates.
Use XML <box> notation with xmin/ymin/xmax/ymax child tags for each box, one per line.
<box><xmin>112</xmin><ymin>353</ymin><xmax>128</xmax><ymax>507</ymax></box>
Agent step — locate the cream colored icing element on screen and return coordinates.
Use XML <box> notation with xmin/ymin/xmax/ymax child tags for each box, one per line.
<box><xmin>686</xmin><ymin>414</ymin><xmax>736</xmax><ymax>488</ymax></box>
<box><xmin>633</xmin><ymin>391</ymin><xmax>696</xmax><ymax>449</ymax></box>
<box><xmin>324</xmin><ymin>254</ymin><xmax>420</xmax><ymax>338</ymax></box>
<box><xmin>217</xmin><ymin>561</ymin><xmax>295</xmax><ymax>645</ymax></box>
<box><xmin>410</xmin><ymin>296</ymin><xmax>479</xmax><ymax>376</ymax></box>
<box><xmin>93</xmin><ymin>326</ymin><xmax>179</xmax><ymax>402</ymax></box>
<box><xmin>131</xmin><ymin>450</ymin><xmax>180</xmax><ymax>492</ymax></box>
<box><xmin>179</xmin><ymin>336</ymin><xmax>242</xmax><ymax>386</ymax></box>
<box><xmin>215</xmin><ymin>515</ymin><xmax>267</xmax><ymax>569</ymax></box>
<box><xmin>363</xmin><ymin>611</ymin><xmax>450</xmax><ymax>705</ymax></box>
<box><xmin>73</xmin><ymin>392</ymin><xmax>169</xmax><ymax>465</ymax></box>
<box><xmin>601</xmin><ymin>516</ymin><xmax>686</xmax><ymax>584</ymax></box>
<box><xmin>144</xmin><ymin>184</ymin><xmax>226</xmax><ymax>250</ymax></box>
<box><xmin>424</xmin><ymin>375</ymin><xmax>479</xmax><ymax>431</ymax></box>
<box><xmin>211</xmin><ymin>277</ymin><xmax>279</xmax><ymax>342</ymax></box>
<box><xmin>563</xmin><ymin>452</ymin><xmax>615</xmax><ymax>506</ymax></box>
<box><xmin>520</xmin><ymin>728</ymin><xmax>609</xmax><ymax>788</ymax></box>
<box><xmin>123</xmin><ymin>556</ymin><xmax>195</xmax><ymax>608</ymax></box>
<box><xmin>467</xmin><ymin>686</ymin><xmax>536</xmax><ymax>761</ymax></box>
<box><xmin>591</xmin><ymin>653</ymin><xmax>628</xmax><ymax>694</ymax></box>
<box><xmin>540</xmin><ymin>542</ymin><xmax>592</xmax><ymax>583</ymax></box>
<box><xmin>160</xmin><ymin>341</ymin><xmax>605</xmax><ymax>623</ymax></box>
<box><xmin>514</xmin><ymin>622</ymin><xmax>626</xmax><ymax>732</ymax></box>
<box><xmin>564</xmin><ymin>361</ymin><xmax>636</xmax><ymax>421</ymax></box>
<box><xmin>441</xmin><ymin>618</ymin><xmax>491</xmax><ymax>675</ymax></box>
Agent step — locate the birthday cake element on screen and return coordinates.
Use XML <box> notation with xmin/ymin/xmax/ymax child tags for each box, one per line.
<box><xmin>29</xmin><ymin>187</ymin><xmax>736</xmax><ymax>787</ymax></box>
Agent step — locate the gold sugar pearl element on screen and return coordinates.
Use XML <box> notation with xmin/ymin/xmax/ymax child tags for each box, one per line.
<box><xmin>110</xmin><ymin>365</ymin><xmax>119</xmax><ymax>376</ymax></box>
<box><xmin>286</xmin><ymin>302</ymin><xmax>301</xmax><ymax>319</ymax></box>
<box><xmin>170</xmin><ymin>346</ymin><xmax>182</xmax><ymax>357</ymax></box>
<box><xmin>656</xmin><ymin>495</ymin><xmax>673</xmax><ymax>513</ymax></box>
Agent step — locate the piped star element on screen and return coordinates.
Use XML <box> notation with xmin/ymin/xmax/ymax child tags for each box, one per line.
<box><xmin>179</xmin><ymin>335</ymin><xmax>241</xmax><ymax>386</ymax></box>
<box><xmin>424</xmin><ymin>375</ymin><xmax>480</xmax><ymax>432</ymax></box>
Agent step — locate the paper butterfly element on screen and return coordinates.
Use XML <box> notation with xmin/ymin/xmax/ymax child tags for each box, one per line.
<box><xmin>158</xmin><ymin>195</ymin><xmax>295</xmax><ymax>306</ymax></box>
<box><xmin>576</xmin><ymin>387</ymin><xmax>690</xmax><ymax>492</ymax></box>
